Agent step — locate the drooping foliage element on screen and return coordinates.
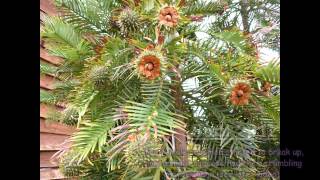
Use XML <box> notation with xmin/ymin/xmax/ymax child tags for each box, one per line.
<box><xmin>41</xmin><ymin>0</ymin><xmax>280</xmax><ymax>179</ymax></box>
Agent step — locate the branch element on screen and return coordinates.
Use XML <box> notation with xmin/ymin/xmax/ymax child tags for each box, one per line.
<box><xmin>240</xmin><ymin>0</ymin><xmax>250</xmax><ymax>33</ymax></box>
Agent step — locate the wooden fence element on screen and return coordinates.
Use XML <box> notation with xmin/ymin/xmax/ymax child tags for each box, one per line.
<box><xmin>40</xmin><ymin>0</ymin><xmax>75</xmax><ymax>179</ymax></box>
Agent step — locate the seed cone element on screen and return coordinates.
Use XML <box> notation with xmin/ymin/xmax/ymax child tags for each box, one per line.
<box><xmin>118</xmin><ymin>8</ymin><xmax>141</xmax><ymax>37</ymax></box>
<box><xmin>158</xmin><ymin>6</ymin><xmax>179</xmax><ymax>27</ymax></box>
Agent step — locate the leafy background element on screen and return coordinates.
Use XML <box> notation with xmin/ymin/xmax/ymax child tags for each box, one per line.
<box><xmin>40</xmin><ymin>0</ymin><xmax>280</xmax><ymax>179</ymax></box>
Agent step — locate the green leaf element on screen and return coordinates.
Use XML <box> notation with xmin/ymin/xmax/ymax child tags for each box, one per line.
<box><xmin>142</xmin><ymin>0</ymin><xmax>155</xmax><ymax>12</ymax></box>
<box><xmin>209</xmin><ymin>30</ymin><xmax>251</xmax><ymax>53</ymax></box>
<box><xmin>40</xmin><ymin>89</ymin><xmax>57</xmax><ymax>104</ymax></box>
<box><xmin>153</xmin><ymin>167</ymin><xmax>161</xmax><ymax>180</ymax></box>
<box><xmin>40</xmin><ymin>62</ymin><xmax>58</xmax><ymax>75</ymax></box>
<box><xmin>42</xmin><ymin>16</ymin><xmax>82</xmax><ymax>48</ymax></box>
<box><xmin>76</xmin><ymin>90</ymin><xmax>99</xmax><ymax>127</ymax></box>
<box><xmin>41</xmin><ymin>16</ymin><xmax>92</xmax><ymax>61</ymax></box>
<box><xmin>124</xmin><ymin>101</ymin><xmax>186</xmax><ymax>137</ymax></box>
<box><xmin>255</xmin><ymin>60</ymin><xmax>280</xmax><ymax>85</ymax></box>
<box><xmin>183</xmin><ymin>1</ymin><xmax>224</xmax><ymax>16</ymax></box>
<box><xmin>55</xmin><ymin>0</ymin><xmax>112</xmax><ymax>34</ymax></box>
<box><xmin>140</xmin><ymin>79</ymin><xmax>174</xmax><ymax>110</ymax></box>
<box><xmin>71</xmin><ymin>119</ymin><xmax>115</xmax><ymax>163</ymax></box>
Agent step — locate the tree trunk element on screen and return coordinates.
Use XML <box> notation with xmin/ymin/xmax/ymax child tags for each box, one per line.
<box><xmin>240</xmin><ymin>0</ymin><xmax>250</xmax><ymax>33</ymax></box>
<box><xmin>172</xmin><ymin>68</ymin><xmax>188</xmax><ymax>167</ymax></box>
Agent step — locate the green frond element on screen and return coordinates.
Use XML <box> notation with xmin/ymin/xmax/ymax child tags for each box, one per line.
<box><xmin>116</xmin><ymin>79</ymin><xmax>141</xmax><ymax>103</ymax></box>
<box><xmin>45</xmin><ymin>104</ymin><xmax>79</xmax><ymax>125</ymax></box>
<box><xmin>111</xmin><ymin>63</ymin><xmax>135</xmax><ymax>83</ymax></box>
<box><xmin>141</xmin><ymin>0</ymin><xmax>156</xmax><ymax>12</ymax></box>
<box><xmin>55</xmin><ymin>0</ymin><xmax>114</xmax><ymax>34</ymax></box>
<box><xmin>102</xmin><ymin>37</ymin><xmax>132</xmax><ymax>64</ymax></box>
<box><xmin>41</xmin><ymin>16</ymin><xmax>92</xmax><ymax>61</ymax></box>
<box><xmin>255</xmin><ymin>60</ymin><xmax>280</xmax><ymax>85</ymax></box>
<box><xmin>140</xmin><ymin>79</ymin><xmax>174</xmax><ymax>110</ymax></box>
<box><xmin>185</xmin><ymin>38</ymin><xmax>218</xmax><ymax>61</ymax></box>
<box><xmin>39</xmin><ymin>0</ymin><xmax>280</xmax><ymax>178</ymax></box>
<box><xmin>60</xmin><ymin>105</ymin><xmax>79</xmax><ymax>125</ymax></box>
<box><xmin>40</xmin><ymin>89</ymin><xmax>57</xmax><ymax>105</ymax></box>
<box><xmin>177</xmin><ymin>24</ymin><xmax>200</xmax><ymax>39</ymax></box>
<box><xmin>42</xmin><ymin>16</ymin><xmax>82</xmax><ymax>48</ymax></box>
<box><xmin>63</xmin><ymin>82</ymin><xmax>99</xmax><ymax>126</ymax></box>
<box><xmin>193</xmin><ymin>120</ymin><xmax>258</xmax><ymax>163</ymax></box>
<box><xmin>225</xmin><ymin>54</ymin><xmax>258</xmax><ymax>76</ymax></box>
<box><xmin>182</xmin><ymin>59</ymin><xmax>226</xmax><ymax>100</ymax></box>
<box><xmin>201</xmin><ymin>103</ymin><xmax>228</xmax><ymax>122</ymax></box>
<box><xmin>209</xmin><ymin>29</ymin><xmax>252</xmax><ymax>53</ymax></box>
<box><xmin>182</xmin><ymin>59</ymin><xmax>206</xmax><ymax>79</ymax></box>
<box><xmin>183</xmin><ymin>1</ymin><xmax>224</xmax><ymax>16</ymax></box>
<box><xmin>254</xmin><ymin>94</ymin><xmax>280</xmax><ymax>126</ymax></box>
<box><xmin>98</xmin><ymin>37</ymin><xmax>134</xmax><ymax>82</ymax></box>
<box><xmin>208</xmin><ymin>62</ymin><xmax>228</xmax><ymax>85</ymax></box>
<box><xmin>70</xmin><ymin>119</ymin><xmax>115</xmax><ymax>163</ymax></box>
<box><xmin>124</xmin><ymin>101</ymin><xmax>186</xmax><ymax>137</ymax></box>
<box><xmin>52</xmin><ymin>80</ymin><xmax>79</xmax><ymax>101</ymax></box>
<box><xmin>186</xmin><ymin>30</ymin><xmax>257</xmax><ymax>77</ymax></box>
<box><xmin>40</xmin><ymin>62</ymin><xmax>58</xmax><ymax>75</ymax></box>
<box><xmin>47</xmin><ymin>43</ymin><xmax>91</xmax><ymax>61</ymax></box>
<box><xmin>56</xmin><ymin>61</ymin><xmax>86</xmax><ymax>80</ymax></box>
<box><xmin>59</xmin><ymin>146</ymin><xmax>116</xmax><ymax>178</ymax></box>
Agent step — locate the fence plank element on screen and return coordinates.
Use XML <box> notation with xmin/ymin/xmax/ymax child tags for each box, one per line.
<box><xmin>40</xmin><ymin>74</ymin><xmax>57</xmax><ymax>90</ymax></box>
<box><xmin>40</xmin><ymin>0</ymin><xmax>58</xmax><ymax>16</ymax></box>
<box><xmin>40</xmin><ymin>47</ymin><xmax>63</xmax><ymax>65</ymax></box>
<box><xmin>40</xmin><ymin>118</ymin><xmax>75</xmax><ymax>135</ymax></box>
<box><xmin>40</xmin><ymin>103</ymin><xmax>64</xmax><ymax>118</ymax></box>
<box><xmin>40</xmin><ymin>168</ymin><xmax>64</xmax><ymax>180</ymax></box>
<box><xmin>40</xmin><ymin>151</ymin><xmax>59</xmax><ymax>168</ymax></box>
<box><xmin>40</xmin><ymin>132</ymin><xmax>71</xmax><ymax>151</ymax></box>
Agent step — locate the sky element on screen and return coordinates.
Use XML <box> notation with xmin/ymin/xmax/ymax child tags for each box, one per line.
<box><xmin>259</xmin><ymin>47</ymin><xmax>279</xmax><ymax>64</ymax></box>
<box><xmin>183</xmin><ymin>14</ymin><xmax>280</xmax><ymax>94</ymax></box>
<box><xmin>195</xmin><ymin>32</ymin><xmax>279</xmax><ymax>64</ymax></box>
<box><xmin>194</xmin><ymin>17</ymin><xmax>280</xmax><ymax>64</ymax></box>
<box><xmin>194</xmin><ymin>0</ymin><xmax>280</xmax><ymax>63</ymax></box>
<box><xmin>183</xmin><ymin>0</ymin><xmax>279</xmax><ymax>131</ymax></box>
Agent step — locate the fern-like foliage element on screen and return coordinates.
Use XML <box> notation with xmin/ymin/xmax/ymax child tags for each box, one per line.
<box><xmin>70</xmin><ymin>119</ymin><xmax>115</xmax><ymax>163</ymax></box>
<box><xmin>209</xmin><ymin>30</ymin><xmax>253</xmax><ymax>53</ymax></box>
<box><xmin>255</xmin><ymin>60</ymin><xmax>280</xmax><ymax>85</ymax></box>
<box><xmin>41</xmin><ymin>16</ymin><xmax>93</xmax><ymax>61</ymax></box>
<box><xmin>140</xmin><ymin>79</ymin><xmax>175</xmax><ymax>109</ymax></box>
<box><xmin>183</xmin><ymin>1</ymin><xmax>224</xmax><ymax>16</ymax></box>
<box><xmin>124</xmin><ymin>101</ymin><xmax>186</xmax><ymax>136</ymax></box>
<box><xmin>40</xmin><ymin>62</ymin><xmax>58</xmax><ymax>75</ymax></box>
<box><xmin>55</xmin><ymin>0</ymin><xmax>118</xmax><ymax>34</ymax></box>
<box><xmin>41</xmin><ymin>0</ymin><xmax>280</xmax><ymax>179</ymax></box>
<box><xmin>40</xmin><ymin>89</ymin><xmax>57</xmax><ymax>104</ymax></box>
